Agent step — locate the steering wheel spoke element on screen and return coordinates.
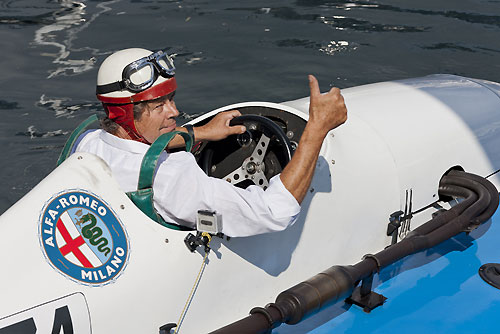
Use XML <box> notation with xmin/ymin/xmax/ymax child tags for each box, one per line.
<box><xmin>252</xmin><ymin>171</ymin><xmax>269</xmax><ymax>189</ymax></box>
<box><xmin>249</xmin><ymin>133</ymin><xmax>270</xmax><ymax>164</ymax></box>
<box><xmin>222</xmin><ymin>166</ymin><xmax>247</xmax><ymax>185</ymax></box>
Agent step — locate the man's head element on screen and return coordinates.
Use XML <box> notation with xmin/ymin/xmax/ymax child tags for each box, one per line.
<box><xmin>96</xmin><ymin>48</ymin><xmax>178</xmax><ymax>143</ymax></box>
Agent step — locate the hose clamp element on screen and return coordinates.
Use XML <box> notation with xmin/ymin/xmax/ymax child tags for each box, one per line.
<box><xmin>250</xmin><ymin>307</ymin><xmax>274</xmax><ymax>333</ymax></box>
<box><xmin>362</xmin><ymin>253</ymin><xmax>382</xmax><ymax>273</ymax></box>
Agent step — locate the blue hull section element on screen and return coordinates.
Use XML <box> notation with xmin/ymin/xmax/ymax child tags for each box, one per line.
<box><xmin>276</xmin><ymin>197</ymin><xmax>500</xmax><ymax>333</ymax></box>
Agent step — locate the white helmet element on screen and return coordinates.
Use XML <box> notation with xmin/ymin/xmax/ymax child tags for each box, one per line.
<box><xmin>96</xmin><ymin>48</ymin><xmax>177</xmax><ymax>104</ymax></box>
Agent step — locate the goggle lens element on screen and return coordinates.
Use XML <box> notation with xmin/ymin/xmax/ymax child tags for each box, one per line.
<box><xmin>122</xmin><ymin>51</ymin><xmax>175</xmax><ymax>92</ymax></box>
<box><xmin>128</xmin><ymin>63</ymin><xmax>154</xmax><ymax>86</ymax></box>
<box><xmin>156</xmin><ymin>53</ymin><xmax>175</xmax><ymax>74</ymax></box>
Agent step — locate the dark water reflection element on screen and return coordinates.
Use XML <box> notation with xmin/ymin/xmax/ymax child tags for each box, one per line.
<box><xmin>1</xmin><ymin>0</ymin><xmax>500</xmax><ymax>214</ymax></box>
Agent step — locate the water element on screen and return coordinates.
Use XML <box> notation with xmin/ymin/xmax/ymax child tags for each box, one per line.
<box><xmin>1</xmin><ymin>0</ymin><xmax>500</xmax><ymax>213</ymax></box>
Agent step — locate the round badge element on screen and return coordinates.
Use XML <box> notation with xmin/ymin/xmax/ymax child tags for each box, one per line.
<box><xmin>39</xmin><ymin>190</ymin><xmax>129</xmax><ymax>286</ymax></box>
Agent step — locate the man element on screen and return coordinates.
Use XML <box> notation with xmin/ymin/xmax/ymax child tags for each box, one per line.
<box><xmin>75</xmin><ymin>48</ymin><xmax>347</xmax><ymax>237</ymax></box>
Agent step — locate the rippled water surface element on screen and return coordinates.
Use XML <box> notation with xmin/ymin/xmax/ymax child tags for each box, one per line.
<box><xmin>1</xmin><ymin>0</ymin><xmax>500</xmax><ymax>214</ymax></box>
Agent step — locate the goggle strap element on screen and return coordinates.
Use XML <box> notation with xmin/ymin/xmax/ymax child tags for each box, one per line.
<box><xmin>96</xmin><ymin>80</ymin><xmax>127</xmax><ymax>95</ymax></box>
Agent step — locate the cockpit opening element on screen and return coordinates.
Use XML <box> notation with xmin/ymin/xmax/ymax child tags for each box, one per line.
<box><xmin>192</xmin><ymin>106</ymin><xmax>307</xmax><ymax>189</ymax></box>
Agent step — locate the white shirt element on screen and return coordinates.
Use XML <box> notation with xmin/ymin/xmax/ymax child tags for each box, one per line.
<box><xmin>74</xmin><ymin>130</ymin><xmax>300</xmax><ymax>237</ymax></box>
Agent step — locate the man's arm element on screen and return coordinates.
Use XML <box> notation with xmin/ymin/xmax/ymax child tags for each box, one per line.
<box><xmin>167</xmin><ymin>110</ymin><xmax>246</xmax><ymax>148</ymax></box>
<box><xmin>280</xmin><ymin>75</ymin><xmax>347</xmax><ymax>204</ymax></box>
<box><xmin>167</xmin><ymin>74</ymin><xmax>347</xmax><ymax>205</ymax></box>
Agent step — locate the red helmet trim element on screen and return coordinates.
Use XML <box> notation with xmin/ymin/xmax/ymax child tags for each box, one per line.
<box><xmin>97</xmin><ymin>78</ymin><xmax>177</xmax><ymax>104</ymax></box>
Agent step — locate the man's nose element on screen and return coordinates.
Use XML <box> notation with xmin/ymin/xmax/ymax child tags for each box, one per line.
<box><xmin>165</xmin><ymin>101</ymin><xmax>180</xmax><ymax>117</ymax></box>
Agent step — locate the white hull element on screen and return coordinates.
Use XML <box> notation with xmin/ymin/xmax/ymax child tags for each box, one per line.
<box><xmin>1</xmin><ymin>74</ymin><xmax>499</xmax><ymax>333</ymax></box>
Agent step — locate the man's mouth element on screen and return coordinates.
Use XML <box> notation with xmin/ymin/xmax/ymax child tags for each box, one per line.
<box><xmin>161</xmin><ymin>120</ymin><xmax>176</xmax><ymax>132</ymax></box>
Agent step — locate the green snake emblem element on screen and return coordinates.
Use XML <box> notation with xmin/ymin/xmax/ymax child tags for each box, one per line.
<box><xmin>78</xmin><ymin>213</ymin><xmax>111</xmax><ymax>256</ymax></box>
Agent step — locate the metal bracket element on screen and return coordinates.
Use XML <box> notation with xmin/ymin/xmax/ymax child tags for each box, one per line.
<box><xmin>184</xmin><ymin>232</ymin><xmax>211</xmax><ymax>253</ymax></box>
<box><xmin>387</xmin><ymin>189</ymin><xmax>413</xmax><ymax>246</ymax></box>
<box><xmin>387</xmin><ymin>210</ymin><xmax>403</xmax><ymax>245</ymax></box>
<box><xmin>346</xmin><ymin>273</ymin><xmax>387</xmax><ymax>313</ymax></box>
<box><xmin>479</xmin><ymin>263</ymin><xmax>500</xmax><ymax>289</ymax></box>
<box><xmin>159</xmin><ymin>323</ymin><xmax>177</xmax><ymax>334</ymax></box>
<box><xmin>399</xmin><ymin>189</ymin><xmax>413</xmax><ymax>239</ymax></box>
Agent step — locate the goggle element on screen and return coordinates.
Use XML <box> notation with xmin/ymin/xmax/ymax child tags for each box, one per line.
<box><xmin>96</xmin><ymin>50</ymin><xmax>176</xmax><ymax>95</ymax></box>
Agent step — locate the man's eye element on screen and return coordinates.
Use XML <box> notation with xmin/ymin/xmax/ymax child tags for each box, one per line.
<box><xmin>154</xmin><ymin>104</ymin><xmax>164</xmax><ymax>110</ymax></box>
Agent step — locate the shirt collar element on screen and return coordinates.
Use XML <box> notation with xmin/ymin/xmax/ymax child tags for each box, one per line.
<box><xmin>99</xmin><ymin>129</ymin><xmax>150</xmax><ymax>154</ymax></box>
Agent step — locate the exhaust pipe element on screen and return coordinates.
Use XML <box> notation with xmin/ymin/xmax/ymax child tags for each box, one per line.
<box><xmin>210</xmin><ymin>171</ymin><xmax>498</xmax><ymax>334</ymax></box>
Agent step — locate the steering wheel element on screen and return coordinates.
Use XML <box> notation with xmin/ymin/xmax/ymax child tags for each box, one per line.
<box><xmin>200</xmin><ymin>115</ymin><xmax>293</xmax><ymax>190</ymax></box>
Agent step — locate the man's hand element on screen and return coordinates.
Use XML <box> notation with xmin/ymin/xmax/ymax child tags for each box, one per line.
<box><xmin>280</xmin><ymin>75</ymin><xmax>348</xmax><ymax>204</ymax></box>
<box><xmin>307</xmin><ymin>75</ymin><xmax>347</xmax><ymax>137</ymax></box>
<box><xmin>196</xmin><ymin>110</ymin><xmax>246</xmax><ymax>141</ymax></box>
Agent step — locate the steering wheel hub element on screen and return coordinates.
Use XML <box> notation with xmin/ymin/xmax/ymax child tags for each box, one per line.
<box><xmin>246</xmin><ymin>161</ymin><xmax>257</xmax><ymax>174</ymax></box>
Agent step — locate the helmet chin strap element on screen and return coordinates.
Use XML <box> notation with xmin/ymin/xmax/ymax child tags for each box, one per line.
<box><xmin>103</xmin><ymin>103</ymin><xmax>150</xmax><ymax>144</ymax></box>
<box><xmin>123</xmin><ymin>124</ymin><xmax>150</xmax><ymax>144</ymax></box>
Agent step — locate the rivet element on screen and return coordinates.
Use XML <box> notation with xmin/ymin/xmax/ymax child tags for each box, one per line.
<box><xmin>331</xmin><ymin>160</ymin><xmax>336</xmax><ymax>164</ymax></box>
<box><xmin>165</xmin><ymin>238</ymin><xmax>169</xmax><ymax>243</ymax></box>
<box><xmin>120</xmin><ymin>205</ymin><xmax>125</xmax><ymax>209</ymax></box>
<box><xmin>77</xmin><ymin>156</ymin><xmax>83</xmax><ymax>160</ymax></box>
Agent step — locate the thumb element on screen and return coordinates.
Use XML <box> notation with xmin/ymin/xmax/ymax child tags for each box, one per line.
<box><xmin>234</xmin><ymin>125</ymin><xmax>246</xmax><ymax>134</ymax></box>
<box><xmin>227</xmin><ymin>124</ymin><xmax>246</xmax><ymax>135</ymax></box>
<box><xmin>308</xmin><ymin>74</ymin><xmax>320</xmax><ymax>99</ymax></box>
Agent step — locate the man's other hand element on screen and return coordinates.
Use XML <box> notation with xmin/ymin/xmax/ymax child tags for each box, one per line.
<box><xmin>197</xmin><ymin>110</ymin><xmax>246</xmax><ymax>142</ymax></box>
<box><xmin>307</xmin><ymin>74</ymin><xmax>347</xmax><ymax>137</ymax></box>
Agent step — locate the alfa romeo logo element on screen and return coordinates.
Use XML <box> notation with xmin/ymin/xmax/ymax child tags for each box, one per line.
<box><xmin>39</xmin><ymin>190</ymin><xmax>129</xmax><ymax>286</ymax></box>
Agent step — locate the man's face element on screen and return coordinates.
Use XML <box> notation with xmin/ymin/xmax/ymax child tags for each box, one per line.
<box><xmin>135</xmin><ymin>93</ymin><xmax>179</xmax><ymax>143</ymax></box>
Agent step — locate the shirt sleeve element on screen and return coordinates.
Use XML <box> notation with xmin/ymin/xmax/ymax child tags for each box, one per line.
<box><xmin>151</xmin><ymin>152</ymin><xmax>301</xmax><ymax>237</ymax></box>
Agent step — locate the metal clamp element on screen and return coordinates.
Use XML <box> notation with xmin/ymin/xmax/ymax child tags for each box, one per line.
<box><xmin>249</xmin><ymin>307</ymin><xmax>274</xmax><ymax>333</ymax></box>
<box><xmin>362</xmin><ymin>254</ymin><xmax>382</xmax><ymax>273</ymax></box>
